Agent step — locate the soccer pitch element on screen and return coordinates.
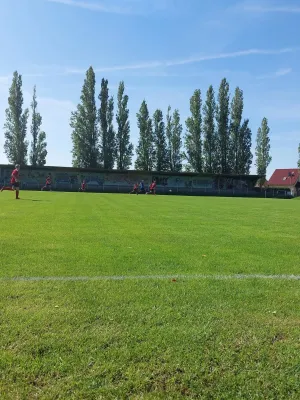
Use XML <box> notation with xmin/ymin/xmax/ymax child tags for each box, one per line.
<box><xmin>0</xmin><ymin>192</ymin><xmax>299</xmax><ymax>399</ymax></box>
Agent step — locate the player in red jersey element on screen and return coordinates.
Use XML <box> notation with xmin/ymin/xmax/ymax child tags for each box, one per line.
<box><xmin>41</xmin><ymin>175</ymin><xmax>52</xmax><ymax>191</ymax></box>
<box><xmin>147</xmin><ymin>180</ymin><xmax>157</xmax><ymax>195</ymax></box>
<box><xmin>79</xmin><ymin>180</ymin><xmax>86</xmax><ymax>192</ymax></box>
<box><xmin>130</xmin><ymin>182</ymin><xmax>139</xmax><ymax>194</ymax></box>
<box><xmin>1</xmin><ymin>164</ymin><xmax>20</xmax><ymax>199</ymax></box>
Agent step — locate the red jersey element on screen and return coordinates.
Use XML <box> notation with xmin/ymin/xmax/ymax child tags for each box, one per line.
<box><xmin>133</xmin><ymin>184</ymin><xmax>138</xmax><ymax>190</ymax></box>
<box><xmin>11</xmin><ymin>169</ymin><xmax>19</xmax><ymax>184</ymax></box>
<box><xmin>81</xmin><ymin>182</ymin><xmax>86</xmax><ymax>189</ymax></box>
<box><xmin>46</xmin><ymin>177</ymin><xmax>51</xmax><ymax>185</ymax></box>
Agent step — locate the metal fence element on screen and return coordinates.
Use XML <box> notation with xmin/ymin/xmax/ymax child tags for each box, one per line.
<box><xmin>11</xmin><ymin>182</ymin><xmax>294</xmax><ymax>198</ymax></box>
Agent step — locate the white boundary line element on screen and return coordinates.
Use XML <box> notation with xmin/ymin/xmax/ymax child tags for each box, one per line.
<box><xmin>0</xmin><ymin>274</ymin><xmax>299</xmax><ymax>282</ymax></box>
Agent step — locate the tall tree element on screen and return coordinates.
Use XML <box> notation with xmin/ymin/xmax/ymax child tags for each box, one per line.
<box><xmin>116</xmin><ymin>81</ymin><xmax>133</xmax><ymax>170</ymax></box>
<box><xmin>30</xmin><ymin>86</ymin><xmax>47</xmax><ymax>166</ymax></box>
<box><xmin>216</xmin><ymin>78</ymin><xmax>230</xmax><ymax>173</ymax></box>
<box><xmin>99</xmin><ymin>78</ymin><xmax>115</xmax><ymax>169</ymax></box>
<box><xmin>255</xmin><ymin>117</ymin><xmax>272</xmax><ymax>176</ymax></box>
<box><xmin>106</xmin><ymin>96</ymin><xmax>116</xmax><ymax>169</ymax></box>
<box><xmin>153</xmin><ymin>109</ymin><xmax>168</xmax><ymax>171</ymax></box>
<box><xmin>184</xmin><ymin>89</ymin><xmax>202</xmax><ymax>172</ymax></box>
<box><xmin>229</xmin><ymin>87</ymin><xmax>244</xmax><ymax>173</ymax></box>
<box><xmin>135</xmin><ymin>100</ymin><xmax>154</xmax><ymax>171</ymax></box>
<box><xmin>238</xmin><ymin>119</ymin><xmax>253</xmax><ymax>174</ymax></box>
<box><xmin>3</xmin><ymin>71</ymin><xmax>29</xmax><ymax>165</ymax></box>
<box><xmin>166</xmin><ymin>105</ymin><xmax>173</xmax><ymax>170</ymax></box>
<box><xmin>71</xmin><ymin>66</ymin><xmax>98</xmax><ymax>168</ymax></box>
<box><xmin>298</xmin><ymin>143</ymin><xmax>300</xmax><ymax>168</ymax></box>
<box><xmin>203</xmin><ymin>85</ymin><xmax>217</xmax><ymax>173</ymax></box>
<box><xmin>169</xmin><ymin>109</ymin><xmax>183</xmax><ymax>172</ymax></box>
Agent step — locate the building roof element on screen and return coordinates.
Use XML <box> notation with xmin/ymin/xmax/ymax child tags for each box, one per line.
<box><xmin>268</xmin><ymin>169</ymin><xmax>299</xmax><ymax>187</ymax></box>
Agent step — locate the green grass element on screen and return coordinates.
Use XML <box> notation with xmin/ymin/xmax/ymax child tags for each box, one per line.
<box><xmin>0</xmin><ymin>192</ymin><xmax>299</xmax><ymax>399</ymax></box>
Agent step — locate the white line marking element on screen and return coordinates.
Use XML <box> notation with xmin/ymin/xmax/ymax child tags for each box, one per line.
<box><xmin>0</xmin><ymin>274</ymin><xmax>299</xmax><ymax>282</ymax></box>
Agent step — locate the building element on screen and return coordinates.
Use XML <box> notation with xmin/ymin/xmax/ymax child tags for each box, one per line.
<box><xmin>267</xmin><ymin>169</ymin><xmax>300</xmax><ymax>197</ymax></box>
<box><xmin>0</xmin><ymin>164</ymin><xmax>263</xmax><ymax>197</ymax></box>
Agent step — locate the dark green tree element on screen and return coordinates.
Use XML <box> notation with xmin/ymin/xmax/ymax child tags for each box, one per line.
<box><xmin>216</xmin><ymin>78</ymin><xmax>230</xmax><ymax>173</ymax></box>
<box><xmin>170</xmin><ymin>109</ymin><xmax>183</xmax><ymax>172</ymax></box>
<box><xmin>166</xmin><ymin>105</ymin><xmax>172</xmax><ymax>170</ymax></box>
<box><xmin>298</xmin><ymin>144</ymin><xmax>300</xmax><ymax>168</ymax></box>
<box><xmin>203</xmin><ymin>85</ymin><xmax>217</xmax><ymax>173</ymax></box>
<box><xmin>153</xmin><ymin>109</ymin><xmax>168</xmax><ymax>171</ymax></box>
<box><xmin>71</xmin><ymin>66</ymin><xmax>98</xmax><ymax>168</ymax></box>
<box><xmin>135</xmin><ymin>100</ymin><xmax>154</xmax><ymax>171</ymax></box>
<box><xmin>229</xmin><ymin>87</ymin><xmax>244</xmax><ymax>173</ymax></box>
<box><xmin>238</xmin><ymin>119</ymin><xmax>253</xmax><ymax>174</ymax></box>
<box><xmin>255</xmin><ymin>117</ymin><xmax>272</xmax><ymax>176</ymax></box>
<box><xmin>99</xmin><ymin>78</ymin><xmax>115</xmax><ymax>169</ymax></box>
<box><xmin>106</xmin><ymin>96</ymin><xmax>116</xmax><ymax>169</ymax></box>
<box><xmin>184</xmin><ymin>89</ymin><xmax>202</xmax><ymax>172</ymax></box>
<box><xmin>30</xmin><ymin>86</ymin><xmax>47</xmax><ymax>166</ymax></box>
<box><xmin>4</xmin><ymin>71</ymin><xmax>29</xmax><ymax>165</ymax></box>
<box><xmin>116</xmin><ymin>81</ymin><xmax>133</xmax><ymax>170</ymax></box>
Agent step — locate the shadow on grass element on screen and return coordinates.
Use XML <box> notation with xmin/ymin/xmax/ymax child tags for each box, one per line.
<box><xmin>20</xmin><ymin>199</ymin><xmax>49</xmax><ymax>202</ymax></box>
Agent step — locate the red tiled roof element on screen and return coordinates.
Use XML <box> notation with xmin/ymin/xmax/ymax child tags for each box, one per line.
<box><xmin>268</xmin><ymin>169</ymin><xmax>299</xmax><ymax>187</ymax></box>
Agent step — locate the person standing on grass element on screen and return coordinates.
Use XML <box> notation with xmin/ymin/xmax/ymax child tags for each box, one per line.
<box><xmin>139</xmin><ymin>180</ymin><xmax>145</xmax><ymax>194</ymax></box>
<box><xmin>41</xmin><ymin>174</ymin><xmax>52</xmax><ymax>191</ymax></box>
<box><xmin>0</xmin><ymin>164</ymin><xmax>21</xmax><ymax>200</ymax></box>
<box><xmin>79</xmin><ymin>180</ymin><xmax>86</xmax><ymax>192</ymax></box>
<box><xmin>150</xmin><ymin>180</ymin><xmax>157</xmax><ymax>195</ymax></box>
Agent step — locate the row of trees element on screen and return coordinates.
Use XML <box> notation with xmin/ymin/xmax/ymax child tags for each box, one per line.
<box><xmin>3</xmin><ymin>72</ymin><xmax>47</xmax><ymax>167</ymax></box>
<box><xmin>2</xmin><ymin>68</ymin><xmax>275</xmax><ymax>177</ymax></box>
<box><xmin>70</xmin><ymin>67</ymin><xmax>271</xmax><ymax>175</ymax></box>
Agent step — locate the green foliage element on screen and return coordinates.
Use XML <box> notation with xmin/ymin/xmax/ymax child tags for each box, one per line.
<box><xmin>166</xmin><ymin>105</ymin><xmax>173</xmax><ymax>170</ymax></box>
<box><xmin>3</xmin><ymin>71</ymin><xmax>29</xmax><ymax>165</ymax></box>
<box><xmin>203</xmin><ymin>85</ymin><xmax>217</xmax><ymax>173</ymax></box>
<box><xmin>30</xmin><ymin>86</ymin><xmax>47</xmax><ymax>166</ymax></box>
<box><xmin>298</xmin><ymin>144</ymin><xmax>300</xmax><ymax>168</ymax></box>
<box><xmin>185</xmin><ymin>89</ymin><xmax>202</xmax><ymax>172</ymax></box>
<box><xmin>135</xmin><ymin>100</ymin><xmax>154</xmax><ymax>171</ymax></box>
<box><xmin>255</xmin><ymin>117</ymin><xmax>272</xmax><ymax>176</ymax></box>
<box><xmin>229</xmin><ymin>87</ymin><xmax>244</xmax><ymax>173</ymax></box>
<box><xmin>99</xmin><ymin>78</ymin><xmax>116</xmax><ymax>169</ymax></box>
<box><xmin>216</xmin><ymin>78</ymin><xmax>230</xmax><ymax>173</ymax></box>
<box><xmin>167</xmin><ymin>108</ymin><xmax>183</xmax><ymax>172</ymax></box>
<box><xmin>238</xmin><ymin>119</ymin><xmax>253</xmax><ymax>174</ymax></box>
<box><xmin>153</xmin><ymin>109</ymin><xmax>168</xmax><ymax>171</ymax></box>
<box><xmin>116</xmin><ymin>81</ymin><xmax>133</xmax><ymax>170</ymax></box>
<box><xmin>71</xmin><ymin>67</ymin><xmax>98</xmax><ymax>168</ymax></box>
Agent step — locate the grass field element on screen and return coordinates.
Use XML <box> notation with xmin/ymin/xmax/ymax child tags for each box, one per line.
<box><xmin>0</xmin><ymin>192</ymin><xmax>299</xmax><ymax>399</ymax></box>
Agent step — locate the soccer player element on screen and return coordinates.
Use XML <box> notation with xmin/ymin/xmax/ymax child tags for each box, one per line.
<box><xmin>79</xmin><ymin>180</ymin><xmax>86</xmax><ymax>192</ymax></box>
<box><xmin>1</xmin><ymin>164</ymin><xmax>20</xmax><ymax>199</ymax></box>
<box><xmin>130</xmin><ymin>182</ymin><xmax>139</xmax><ymax>194</ymax></box>
<box><xmin>150</xmin><ymin>180</ymin><xmax>157</xmax><ymax>195</ymax></box>
<box><xmin>139</xmin><ymin>180</ymin><xmax>145</xmax><ymax>194</ymax></box>
<box><xmin>41</xmin><ymin>174</ymin><xmax>52</xmax><ymax>191</ymax></box>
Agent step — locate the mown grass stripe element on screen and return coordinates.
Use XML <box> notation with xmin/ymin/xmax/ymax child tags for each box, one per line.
<box><xmin>1</xmin><ymin>274</ymin><xmax>299</xmax><ymax>282</ymax></box>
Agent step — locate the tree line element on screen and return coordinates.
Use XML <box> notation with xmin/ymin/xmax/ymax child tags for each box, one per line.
<box><xmin>2</xmin><ymin>68</ymin><xmax>277</xmax><ymax>177</ymax></box>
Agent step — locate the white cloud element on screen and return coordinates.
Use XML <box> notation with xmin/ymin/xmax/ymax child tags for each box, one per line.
<box><xmin>257</xmin><ymin>67</ymin><xmax>292</xmax><ymax>79</ymax></box>
<box><xmin>59</xmin><ymin>47</ymin><xmax>297</xmax><ymax>75</ymax></box>
<box><xmin>275</xmin><ymin>68</ymin><xmax>292</xmax><ymax>77</ymax></box>
<box><xmin>46</xmin><ymin>0</ymin><xmax>132</xmax><ymax>14</ymax></box>
<box><xmin>46</xmin><ymin>0</ymin><xmax>173</xmax><ymax>15</ymax></box>
<box><xmin>243</xmin><ymin>4</ymin><xmax>300</xmax><ymax>13</ymax></box>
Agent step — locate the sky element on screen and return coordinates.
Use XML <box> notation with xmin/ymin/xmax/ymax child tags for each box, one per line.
<box><xmin>0</xmin><ymin>0</ymin><xmax>299</xmax><ymax>177</ymax></box>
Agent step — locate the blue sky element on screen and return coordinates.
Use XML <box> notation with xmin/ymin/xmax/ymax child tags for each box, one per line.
<box><xmin>0</xmin><ymin>0</ymin><xmax>299</xmax><ymax>176</ymax></box>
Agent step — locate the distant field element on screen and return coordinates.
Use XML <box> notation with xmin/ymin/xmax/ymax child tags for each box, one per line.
<box><xmin>0</xmin><ymin>192</ymin><xmax>299</xmax><ymax>399</ymax></box>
